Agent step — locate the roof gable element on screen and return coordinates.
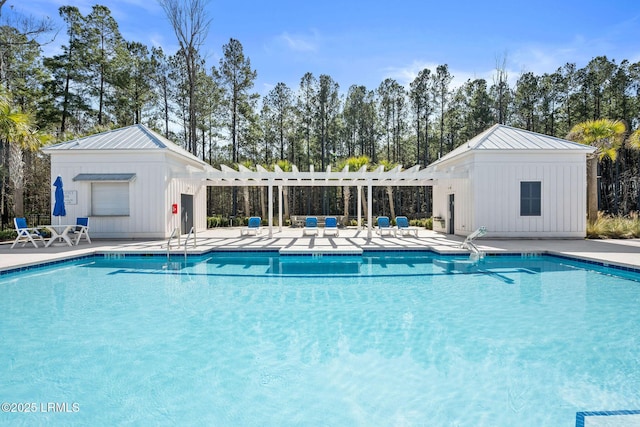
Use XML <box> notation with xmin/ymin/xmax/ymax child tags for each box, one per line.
<box><xmin>42</xmin><ymin>124</ymin><xmax>208</xmax><ymax>165</ymax></box>
<box><xmin>430</xmin><ymin>124</ymin><xmax>595</xmax><ymax>166</ymax></box>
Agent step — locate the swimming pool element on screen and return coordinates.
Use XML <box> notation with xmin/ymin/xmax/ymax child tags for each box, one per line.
<box><xmin>1</xmin><ymin>252</ymin><xmax>639</xmax><ymax>426</ymax></box>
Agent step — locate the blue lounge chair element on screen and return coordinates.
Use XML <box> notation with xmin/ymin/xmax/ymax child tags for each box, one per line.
<box><xmin>11</xmin><ymin>217</ymin><xmax>45</xmax><ymax>248</ymax></box>
<box><xmin>69</xmin><ymin>217</ymin><xmax>91</xmax><ymax>244</ymax></box>
<box><xmin>303</xmin><ymin>216</ymin><xmax>318</xmax><ymax>236</ymax></box>
<box><xmin>241</xmin><ymin>216</ymin><xmax>262</xmax><ymax>236</ymax></box>
<box><xmin>323</xmin><ymin>216</ymin><xmax>339</xmax><ymax>237</ymax></box>
<box><xmin>376</xmin><ymin>216</ymin><xmax>395</xmax><ymax>236</ymax></box>
<box><xmin>395</xmin><ymin>216</ymin><xmax>418</xmax><ymax>237</ymax></box>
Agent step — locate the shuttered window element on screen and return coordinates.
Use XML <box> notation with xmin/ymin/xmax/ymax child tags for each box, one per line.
<box><xmin>91</xmin><ymin>182</ymin><xmax>130</xmax><ymax>216</ymax></box>
<box><xmin>520</xmin><ymin>181</ymin><xmax>541</xmax><ymax>216</ymax></box>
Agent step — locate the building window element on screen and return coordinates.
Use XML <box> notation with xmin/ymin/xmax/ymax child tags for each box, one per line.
<box><xmin>91</xmin><ymin>182</ymin><xmax>130</xmax><ymax>216</ymax></box>
<box><xmin>520</xmin><ymin>181</ymin><xmax>541</xmax><ymax>216</ymax></box>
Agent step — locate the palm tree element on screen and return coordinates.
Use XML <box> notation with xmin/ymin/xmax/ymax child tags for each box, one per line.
<box><xmin>0</xmin><ymin>88</ymin><xmax>41</xmax><ymax>218</ymax></box>
<box><xmin>566</xmin><ymin>119</ymin><xmax>625</xmax><ymax>223</ymax></box>
<box><xmin>345</xmin><ymin>155</ymin><xmax>370</xmax><ymax>223</ymax></box>
<box><xmin>626</xmin><ymin>129</ymin><xmax>640</xmax><ymax>211</ymax></box>
<box><xmin>276</xmin><ymin>159</ymin><xmax>292</xmax><ymax>222</ymax></box>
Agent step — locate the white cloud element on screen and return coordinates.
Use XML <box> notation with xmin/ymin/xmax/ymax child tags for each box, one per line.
<box><xmin>382</xmin><ymin>60</ymin><xmax>508</xmax><ymax>90</ymax></box>
<box><xmin>274</xmin><ymin>31</ymin><xmax>319</xmax><ymax>53</ymax></box>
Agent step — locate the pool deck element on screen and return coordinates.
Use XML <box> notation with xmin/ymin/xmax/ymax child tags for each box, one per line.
<box><xmin>1</xmin><ymin>227</ymin><xmax>639</xmax><ymax>273</ymax></box>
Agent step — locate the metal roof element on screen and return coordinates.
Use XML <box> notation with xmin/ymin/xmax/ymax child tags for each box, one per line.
<box><xmin>73</xmin><ymin>173</ymin><xmax>136</xmax><ymax>182</ymax></box>
<box><xmin>42</xmin><ymin>124</ymin><xmax>211</xmax><ymax>168</ymax></box>
<box><xmin>429</xmin><ymin>124</ymin><xmax>595</xmax><ymax>166</ymax></box>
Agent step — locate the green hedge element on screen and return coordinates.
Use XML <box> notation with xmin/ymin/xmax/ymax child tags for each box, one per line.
<box><xmin>0</xmin><ymin>229</ymin><xmax>16</xmax><ymax>241</ymax></box>
<box><xmin>206</xmin><ymin>216</ymin><xmax>433</xmax><ymax>230</ymax></box>
<box><xmin>207</xmin><ymin>216</ymin><xmax>231</xmax><ymax>228</ymax></box>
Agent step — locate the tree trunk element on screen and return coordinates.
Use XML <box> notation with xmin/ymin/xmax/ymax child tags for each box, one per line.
<box><xmin>637</xmin><ymin>157</ymin><xmax>640</xmax><ymax>212</ymax></box>
<box><xmin>586</xmin><ymin>155</ymin><xmax>598</xmax><ymax>223</ymax></box>
<box><xmin>260</xmin><ymin>187</ymin><xmax>266</xmax><ymax>221</ymax></box>
<box><xmin>342</xmin><ymin>185</ymin><xmax>350</xmax><ymax>225</ymax></box>
<box><xmin>243</xmin><ymin>186</ymin><xmax>250</xmax><ymax>218</ymax></box>
<box><xmin>282</xmin><ymin>186</ymin><xmax>290</xmax><ymax>220</ymax></box>
<box><xmin>9</xmin><ymin>142</ymin><xmax>24</xmax><ymax>217</ymax></box>
<box><xmin>386</xmin><ymin>186</ymin><xmax>395</xmax><ymax>220</ymax></box>
<box><xmin>360</xmin><ymin>187</ymin><xmax>368</xmax><ymax>218</ymax></box>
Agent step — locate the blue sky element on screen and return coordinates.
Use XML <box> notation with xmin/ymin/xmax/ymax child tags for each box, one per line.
<box><xmin>12</xmin><ymin>0</ymin><xmax>640</xmax><ymax>96</ymax></box>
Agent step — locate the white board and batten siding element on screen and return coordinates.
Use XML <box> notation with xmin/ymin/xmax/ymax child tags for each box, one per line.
<box><xmin>44</xmin><ymin>125</ymin><xmax>211</xmax><ymax>239</ymax></box>
<box><xmin>428</xmin><ymin>124</ymin><xmax>594</xmax><ymax>238</ymax></box>
<box><xmin>472</xmin><ymin>152</ymin><xmax>587</xmax><ymax>238</ymax></box>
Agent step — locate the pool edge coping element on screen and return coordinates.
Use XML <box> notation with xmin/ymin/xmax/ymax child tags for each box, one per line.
<box><xmin>2</xmin><ymin>246</ymin><xmax>640</xmax><ymax>277</ymax></box>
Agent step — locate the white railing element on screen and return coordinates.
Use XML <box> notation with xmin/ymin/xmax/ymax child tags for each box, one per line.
<box><xmin>166</xmin><ymin>227</ymin><xmax>180</xmax><ymax>259</ymax></box>
<box><xmin>461</xmin><ymin>226</ymin><xmax>487</xmax><ymax>259</ymax></box>
<box><xmin>184</xmin><ymin>227</ymin><xmax>196</xmax><ymax>260</ymax></box>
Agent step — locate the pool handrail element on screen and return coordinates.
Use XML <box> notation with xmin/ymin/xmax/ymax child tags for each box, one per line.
<box><xmin>184</xmin><ymin>226</ymin><xmax>196</xmax><ymax>260</ymax></box>
<box><xmin>166</xmin><ymin>227</ymin><xmax>180</xmax><ymax>259</ymax></box>
<box><xmin>461</xmin><ymin>226</ymin><xmax>487</xmax><ymax>258</ymax></box>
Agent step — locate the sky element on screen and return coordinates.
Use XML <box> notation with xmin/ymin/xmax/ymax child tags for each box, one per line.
<box><xmin>9</xmin><ymin>0</ymin><xmax>640</xmax><ymax>96</ymax></box>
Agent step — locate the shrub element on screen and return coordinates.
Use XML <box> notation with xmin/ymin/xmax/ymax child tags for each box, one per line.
<box><xmin>207</xmin><ymin>216</ymin><xmax>230</xmax><ymax>228</ymax></box>
<box><xmin>410</xmin><ymin>218</ymin><xmax>432</xmax><ymax>229</ymax></box>
<box><xmin>0</xmin><ymin>229</ymin><xmax>17</xmax><ymax>242</ymax></box>
<box><xmin>587</xmin><ymin>212</ymin><xmax>640</xmax><ymax>239</ymax></box>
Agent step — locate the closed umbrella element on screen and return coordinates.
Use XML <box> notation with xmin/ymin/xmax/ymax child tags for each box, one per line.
<box><xmin>52</xmin><ymin>176</ymin><xmax>66</xmax><ymax>225</ymax></box>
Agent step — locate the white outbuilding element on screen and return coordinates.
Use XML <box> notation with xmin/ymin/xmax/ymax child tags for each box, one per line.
<box><xmin>42</xmin><ymin>123</ymin><xmax>594</xmax><ymax>240</ymax></box>
<box><xmin>42</xmin><ymin>124</ymin><xmax>212</xmax><ymax>239</ymax></box>
<box><xmin>427</xmin><ymin>124</ymin><xmax>595</xmax><ymax>238</ymax></box>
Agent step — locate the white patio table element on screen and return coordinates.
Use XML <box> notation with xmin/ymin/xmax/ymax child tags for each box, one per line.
<box><xmin>39</xmin><ymin>224</ymin><xmax>76</xmax><ymax>247</ymax></box>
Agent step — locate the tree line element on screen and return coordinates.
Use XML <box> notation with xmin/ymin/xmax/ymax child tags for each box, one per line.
<box><xmin>1</xmin><ymin>2</ymin><xmax>639</xmax><ymax>227</ymax></box>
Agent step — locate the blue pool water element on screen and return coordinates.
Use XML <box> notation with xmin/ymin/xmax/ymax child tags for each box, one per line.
<box><xmin>1</xmin><ymin>252</ymin><xmax>640</xmax><ymax>426</ymax></box>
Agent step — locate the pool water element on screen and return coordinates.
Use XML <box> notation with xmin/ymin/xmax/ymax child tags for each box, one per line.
<box><xmin>1</xmin><ymin>253</ymin><xmax>639</xmax><ymax>426</ymax></box>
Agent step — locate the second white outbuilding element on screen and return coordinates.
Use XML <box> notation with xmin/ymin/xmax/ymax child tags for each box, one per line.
<box><xmin>427</xmin><ymin>124</ymin><xmax>595</xmax><ymax>238</ymax></box>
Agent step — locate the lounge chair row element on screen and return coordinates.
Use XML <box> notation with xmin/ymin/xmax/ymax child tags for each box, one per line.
<box><xmin>11</xmin><ymin>217</ymin><xmax>91</xmax><ymax>249</ymax></box>
<box><xmin>240</xmin><ymin>215</ymin><xmax>420</xmax><ymax>238</ymax></box>
<box><xmin>241</xmin><ymin>216</ymin><xmax>340</xmax><ymax>237</ymax></box>
<box><xmin>375</xmin><ymin>216</ymin><xmax>419</xmax><ymax>237</ymax></box>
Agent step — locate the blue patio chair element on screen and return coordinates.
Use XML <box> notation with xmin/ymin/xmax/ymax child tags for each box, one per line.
<box><xmin>323</xmin><ymin>216</ymin><xmax>339</xmax><ymax>237</ymax></box>
<box><xmin>376</xmin><ymin>216</ymin><xmax>395</xmax><ymax>236</ymax></box>
<box><xmin>395</xmin><ymin>216</ymin><xmax>418</xmax><ymax>237</ymax></box>
<box><xmin>11</xmin><ymin>217</ymin><xmax>45</xmax><ymax>249</ymax></box>
<box><xmin>303</xmin><ymin>216</ymin><xmax>318</xmax><ymax>236</ymax></box>
<box><xmin>241</xmin><ymin>216</ymin><xmax>262</xmax><ymax>236</ymax></box>
<box><xmin>69</xmin><ymin>217</ymin><xmax>91</xmax><ymax>245</ymax></box>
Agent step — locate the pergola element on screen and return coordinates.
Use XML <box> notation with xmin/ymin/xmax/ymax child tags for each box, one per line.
<box><xmin>188</xmin><ymin>163</ymin><xmax>461</xmax><ymax>238</ymax></box>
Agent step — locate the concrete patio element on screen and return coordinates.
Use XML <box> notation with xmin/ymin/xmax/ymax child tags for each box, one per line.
<box><xmin>2</xmin><ymin>227</ymin><xmax>639</xmax><ymax>273</ymax></box>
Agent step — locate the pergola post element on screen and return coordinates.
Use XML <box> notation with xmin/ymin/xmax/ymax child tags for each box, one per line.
<box><xmin>268</xmin><ymin>182</ymin><xmax>273</xmax><ymax>238</ymax></box>
<box><xmin>367</xmin><ymin>184</ymin><xmax>372</xmax><ymax>238</ymax></box>
<box><xmin>357</xmin><ymin>185</ymin><xmax>362</xmax><ymax>229</ymax></box>
<box><xmin>203</xmin><ymin>164</ymin><xmax>437</xmax><ymax>237</ymax></box>
<box><xmin>278</xmin><ymin>185</ymin><xmax>283</xmax><ymax>232</ymax></box>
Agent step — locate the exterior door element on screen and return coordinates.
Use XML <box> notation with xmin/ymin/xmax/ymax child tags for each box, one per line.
<box><xmin>448</xmin><ymin>194</ymin><xmax>455</xmax><ymax>234</ymax></box>
<box><xmin>180</xmin><ymin>194</ymin><xmax>193</xmax><ymax>234</ymax></box>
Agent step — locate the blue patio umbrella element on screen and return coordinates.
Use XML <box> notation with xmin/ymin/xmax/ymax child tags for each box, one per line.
<box><xmin>52</xmin><ymin>176</ymin><xmax>66</xmax><ymax>224</ymax></box>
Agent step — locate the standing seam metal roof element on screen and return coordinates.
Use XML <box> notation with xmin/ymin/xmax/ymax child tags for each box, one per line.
<box><xmin>429</xmin><ymin>124</ymin><xmax>595</xmax><ymax>166</ymax></box>
<box><xmin>42</xmin><ymin>124</ymin><xmax>210</xmax><ymax>168</ymax></box>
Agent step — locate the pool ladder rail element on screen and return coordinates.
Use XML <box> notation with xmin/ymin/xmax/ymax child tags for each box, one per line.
<box><xmin>461</xmin><ymin>226</ymin><xmax>487</xmax><ymax>260</ymax></box>
<box><xmin>183</xmin><ymin>227</ymin><xmax>196</xmax><ymax>260</ymax></box>
<box><xmin>166</xmin><ymin>227</ymin><xmax>196</xmax><ymax>260</ymax></box>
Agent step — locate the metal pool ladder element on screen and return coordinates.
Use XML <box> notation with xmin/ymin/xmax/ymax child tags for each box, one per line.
<box><xmin>461</xmin><ymin>226</ymin><xmax>487</xmax><ymax>260</ymax></box>
<box><xmin>183</xmin><ymin>227</ymin><xmax>196</xmax><ymax>260</ymax></box>
<box><xmin>166</xmin><ymin>227</ymin><xmax>180</xmax><ymax>259</ymax></box>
